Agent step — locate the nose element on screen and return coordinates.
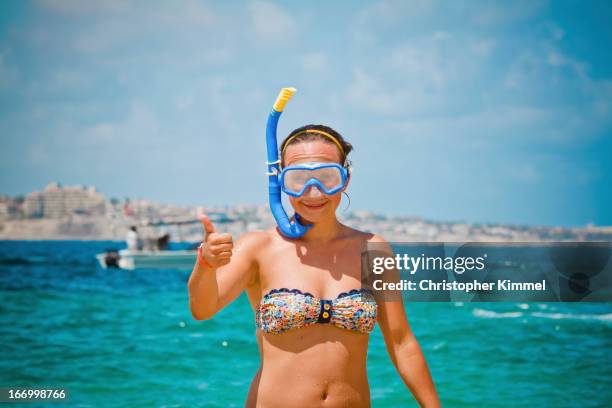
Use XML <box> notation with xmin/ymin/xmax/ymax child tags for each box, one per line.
<box><xmin>304</xmin><ymin>184</ymin><xmax>323</xmax><ymax>198</ymax></box>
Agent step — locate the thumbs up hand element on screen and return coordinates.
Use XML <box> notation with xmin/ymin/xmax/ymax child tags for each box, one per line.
<box><xmin>198</xmin><ymin>214</ymin><xmax>234</xmax><ymax>268</ymax></box>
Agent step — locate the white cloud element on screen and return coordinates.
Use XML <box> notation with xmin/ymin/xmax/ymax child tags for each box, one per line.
<box><xmin>344</xmin><ymin>32</ymin><xmax>496</xmax><ymax>116</ymax></box>
<box><xmin>80</xmin><ymin>101</ymin><xmax>162</xmax><ymax>148</ymax></box>
<box><xmin>505</xmin><ymin>164</ymin><xmax>541</xmax><ymax>184</ymax></box>
<box><xmin>301</xmin><ymin>52</ymin><xmax>329</xmax><ymax>72</ymax></box>
<box><xmin>542</xmin><ymin>22</ymin><xmax>565</xmax><ymax>41</ymax></box>
<box><xmin>248</xmin><ymin>1</ymin><xmax>297</xmax><ymax>45</ymax></box>
<box><xmin>37</xmin><ymin>0</ymin><xmax>130</xmax><ymax>16</ymax></box>
<box><xmin>346</xmin><ymin>68</ymin><xmax>404</xmax><ymax>115</ymax></box>
<box><xmin>502</xmin><ymin>41</ymin><xmax>596</xmax><ymax>96</ymax></box>
<box><xmin>351</xmin><ymin>0</ymin><xmax>432</xmax><ymax>46</ymax></box>
<box><xmin>355</xmin><ymin>0</ymin><xmax>433</xmax><ymax>26</ymax></box>
<box><xmin>388</xmin><ymin>41</ymin><xmax>448</xmax><ymax>89</ymax></box>
<box><xmin>36</xmin><ymin>0</ymin><xmax>219</xmax><ymax>54</ymax></box>
<box><xmin>591</xmin><ymin>80</ymin><xmax>612</xmax><ymax>118</ymax></box>
<box><xmin>471</xmin><ymin>0</ymin><xmax>546</xmax><ymax>26</ymax></box>
<box><xmin>389</xmin><ymin>102</ymin><xmax>609</xmax><ymax>149</ymax></box>
<box><xmin>545</xmin><ymin>50</ymin><xmax>587</xmax><ymax>81</ymax></box>
<box><xmin>469</xmin><ymin>38</ymin><xmax>496</xmax><ymax>57</ymax></box>
<box><xmin>38</xmin><ymin>0</ymin><xmax>217</xmax><ymax>24</ymax></box>
<box><xmin>432</xmin><ymin>31</ymin><xmax>450</xmax><ymax>41</ymax></box>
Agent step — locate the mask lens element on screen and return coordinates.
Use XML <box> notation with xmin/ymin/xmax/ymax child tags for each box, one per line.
<box><xmin>283</xmin><ymin>169</ymin><xmax>310</xmax><ymax>194</ymax></box>
<box><xmin>282</xmin><ymin>165</ymin><xmax>344</xmax><ymax>195</ymax></box>
<box><xmin>311</xmin><ymin>166</ymin><xmax>343</xmax><ymax>190</ymax></box>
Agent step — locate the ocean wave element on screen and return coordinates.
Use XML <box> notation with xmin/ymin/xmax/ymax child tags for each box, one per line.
<box><xmin>473</xmin><ymin>308</ymin><xmax>523</xmax><ymax>318</ymax></box>
<box><xmin>531</xmin><ymin>312</ymin><xmax>612</xmax><ymax>322</ymax></box>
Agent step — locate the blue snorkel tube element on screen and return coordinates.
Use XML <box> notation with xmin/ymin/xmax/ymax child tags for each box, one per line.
<box><xmin>266</xmin><ymin>87</ymin><xmax>311</xmax><ymax>239</ymax></box>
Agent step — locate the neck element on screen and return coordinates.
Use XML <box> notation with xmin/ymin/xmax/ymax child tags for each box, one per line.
<box><xmin>297</xmin><ymin>214</ymin><xmax>343</xmax><ymax>243</ymax></box>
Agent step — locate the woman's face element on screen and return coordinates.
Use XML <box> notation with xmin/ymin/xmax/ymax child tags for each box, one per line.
<box><xmin>283</xmin><ymin>140</ymin><xmax>348</xmax><ymax>224</ymax></box>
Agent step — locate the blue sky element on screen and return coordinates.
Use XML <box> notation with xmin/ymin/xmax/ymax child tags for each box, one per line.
<box><xmin>1</xmin><ymin>0</ymin><xmax>611</xmax><ymax>227</ymax></box>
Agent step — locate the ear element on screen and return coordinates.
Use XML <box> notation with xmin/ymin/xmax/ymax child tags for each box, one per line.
<box><xmin>342</xmin><ymin>172</ymin><xmax>351</xmax><ymax>192</ymax></box>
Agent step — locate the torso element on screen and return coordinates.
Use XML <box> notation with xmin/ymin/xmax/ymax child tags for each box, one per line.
<box><xmin>244</xmin><ymin>225</ymin><xmax>375</xmax><ymax>408</ymax></box>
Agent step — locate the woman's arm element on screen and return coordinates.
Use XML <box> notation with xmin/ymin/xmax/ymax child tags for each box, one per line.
<box><xmin>369</xmin><ymin>235</ymin><xmax>441</xmax><ymax>407</ymax></box>
<box><xmin>187</xmin><ymin>215</ymin><xmax>264</xmax><ymax>320</ymax></box>
<box><xmin>378</xmin><ymin>300</ymin><xmax>441</xmax><ymax>407</ymax></box>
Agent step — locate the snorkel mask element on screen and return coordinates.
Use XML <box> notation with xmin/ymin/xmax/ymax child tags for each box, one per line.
<box><xmin>280</xmin><ymin>162</ymin><xmax>349</xmax><ymax>198</ymax></box>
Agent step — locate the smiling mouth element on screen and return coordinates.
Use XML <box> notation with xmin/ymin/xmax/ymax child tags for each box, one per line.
<box><xmin>301</xmin><ymin>201</ymin><xmax>327</xmax><ymax>209</ymax></box>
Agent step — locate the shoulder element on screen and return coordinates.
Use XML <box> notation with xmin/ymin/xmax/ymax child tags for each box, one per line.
<box><xmin>367</xmin><ymin>233</ymin><xmax>390</xmax><ymax>247</ymax></box>
<box><xmin>353</xmin><ymin>229</ymin><xmax>392</xmax><ymax>256</ymax></box>
<box><xmin>368</xmin><ymin>233</ymin><xmax>392</xmax><ymax>253</ymax></box>
<box><xmin>235</xmin><ymin>230</ymin><xmax>273</xmax><ymax>250</ymax></box>
<box><xmin>339</xmin><ymin>224</ymin><xmax>390</xmax><ymax>247</ymax></box>
<box><xmin>227</xmin><ymin>232</ymin><xmax>274</xmax><ymax>273</ymax></box>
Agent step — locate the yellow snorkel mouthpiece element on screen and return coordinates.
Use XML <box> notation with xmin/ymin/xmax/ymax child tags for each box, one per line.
<box><xmin>273</xmin><ymin>87</ymin><xmax>297</xmax><ymax>112</ymax></box>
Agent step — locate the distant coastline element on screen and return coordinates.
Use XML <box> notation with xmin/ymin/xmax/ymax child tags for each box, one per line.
<box><xmin>2</xmin><ymin>209</ymin><xmax>611</xmax><ymax>243</ymax></box>
<box><xmin>2</xmin><ymin>183</ymin><xmax>611</xmax><ymax>242</ymax></box>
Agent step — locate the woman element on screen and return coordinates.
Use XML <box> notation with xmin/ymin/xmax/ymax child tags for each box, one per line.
<box><xmin>188</xmin><ymin>125</ymin><xmax>440</xmax><ymax>407</ymax></box>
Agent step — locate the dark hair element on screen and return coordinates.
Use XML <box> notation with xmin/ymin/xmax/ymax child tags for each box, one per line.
<box><xmin>280</xmin><ymin>124</ymin><xmax>353</xmax><ymax>168</ymax></box>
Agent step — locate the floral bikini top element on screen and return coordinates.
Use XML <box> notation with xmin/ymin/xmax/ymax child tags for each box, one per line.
<box><xmin>255</xmin><ymin>287</ymin><xmax>378</xmax><ymax>335</ymax></box>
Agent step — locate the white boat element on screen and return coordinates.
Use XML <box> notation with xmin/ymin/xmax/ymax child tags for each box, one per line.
<box><xmin>95</xmin><ymin>214</ymin><xmax>239</xmax><ymax>270</ymax></box>
<box><xmin>96</xmin><ymin>249</ymin><xmax>197</xmax><ymax>270</ymax></box>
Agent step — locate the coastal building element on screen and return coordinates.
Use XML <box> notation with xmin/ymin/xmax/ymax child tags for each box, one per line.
<box><xmin>0</xmin><ymin>196</ymin><xmax>22</xmax><ymax>220</ymax></box>
<box><xmin>22</xmin><ymin>192</ymin><xmax>43</xmax><ymax>218</ymax></box>
<box><xmin>23</xmin><ymin>183</ymin><xmax>108</xmax><ymax>218</ymax></box>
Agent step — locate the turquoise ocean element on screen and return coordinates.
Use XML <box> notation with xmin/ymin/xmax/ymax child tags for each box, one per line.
<box><xmin>1</xmin><ymin>241</ymin><xmax>611</xmax><ymax>407</ymax></box>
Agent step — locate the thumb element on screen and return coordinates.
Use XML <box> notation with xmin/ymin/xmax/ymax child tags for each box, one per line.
<box><xmin>199</xmin><ymin>214</ymin><xmax>216</xmax><ymax>237</ymax></box>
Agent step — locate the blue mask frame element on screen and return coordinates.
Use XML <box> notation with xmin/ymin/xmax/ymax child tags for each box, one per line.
<box><xmin>280</xmin><ymin>162</ymin><xmax>349</xmax><ymax>197</ymax></box>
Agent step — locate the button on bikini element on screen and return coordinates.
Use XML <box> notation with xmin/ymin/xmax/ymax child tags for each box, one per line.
<box><xmin>318</xmin><ymin>299</ymin><xmax>333</xmax><ymax>323</ymax></box>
